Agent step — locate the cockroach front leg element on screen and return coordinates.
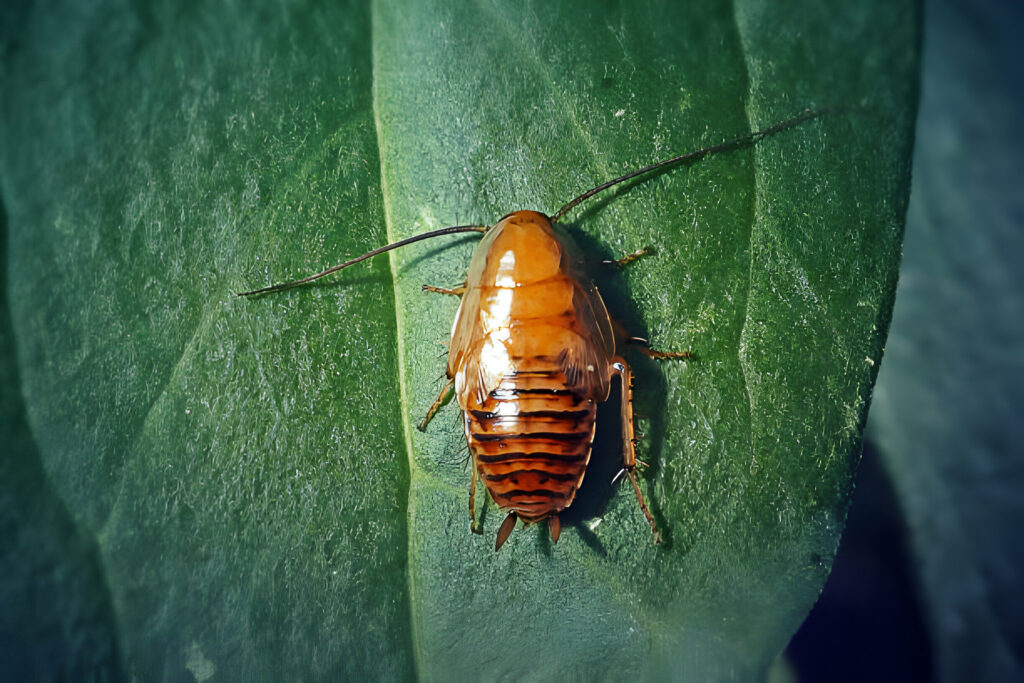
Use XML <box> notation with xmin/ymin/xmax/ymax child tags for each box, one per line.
<box><xmin>611</xmin><ymin>357</ymin><xmax>662</xmax><ymax>544</ymax></box>
<box><xmin>418</xmin><ymin>377</ymin><xmax>454</xmax><ymax>432</ymax></box>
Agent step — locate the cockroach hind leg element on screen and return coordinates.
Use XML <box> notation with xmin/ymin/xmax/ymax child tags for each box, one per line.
<box><xmin>469</xmin><ymin>463</ymin><xmax>482</xmax><ymax>535</ymax></box>
<box><xmin>417</xmin><ymin>377</ymin><xmax>454</xmax><ymax>432</ymax></box>
<box><xmin>495</xmin><ymin>511</ymin><xmax>518</xmax><ymax>552</ymax></box>
<box><xmin>548</xmin><ymin>514</ymin><xmax>562</xmax><ymax>544</ymax></box>
<box><xmin>624</xmin><ymin>467</ymin><xmax>663</xmax><ymax>545</ymax></box>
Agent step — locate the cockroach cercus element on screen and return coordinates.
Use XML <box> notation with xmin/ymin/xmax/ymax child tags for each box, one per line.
<box><xmin>238</xmin><ymin>108</ymin><xmax>828</xmax><ymax>551</ymax></box>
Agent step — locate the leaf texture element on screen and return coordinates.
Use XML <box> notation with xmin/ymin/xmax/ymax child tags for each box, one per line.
<box><xmin>1</xmin><ymin>0</ymin><xmax>918</xmax><ymax>679</ymax></box>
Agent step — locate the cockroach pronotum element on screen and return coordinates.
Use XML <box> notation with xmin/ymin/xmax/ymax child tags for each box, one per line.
<box><xmin>239</xmin><ymin>108</ymin><xmax>828</xmax><ymax>551</ymax></box>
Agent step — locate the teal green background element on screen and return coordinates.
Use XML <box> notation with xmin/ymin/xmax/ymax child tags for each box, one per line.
<box><xmin>862</xmin><ymin>0</ymin><xmax>1024</xmax><ymax>679</ymax></box>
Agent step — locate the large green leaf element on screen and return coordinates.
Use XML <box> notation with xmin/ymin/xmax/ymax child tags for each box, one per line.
<box><xmin>1</xmin><ymin>0</ymin><xmax>917</xmax><ymax>680</ymax></box>
<box><xmin>2</xmin><ymin>2</ymin><xmax>412</xmax><ymax>679</ymax></box>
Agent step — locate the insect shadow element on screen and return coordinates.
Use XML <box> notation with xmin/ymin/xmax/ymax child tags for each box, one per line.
<box><xmin>552</xmin><ymin>224</ymin><xmax>675</xmax><ymax>550</ymax></box>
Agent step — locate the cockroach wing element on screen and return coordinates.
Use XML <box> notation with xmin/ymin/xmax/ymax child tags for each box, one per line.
<box><xmin>450</xmin><ymin>282</ymin><xmax>610</xmax><ymax>409</ymax></box>
<box><xmin>560</xmin><ymin>276</ymin><xmax>616</xmax><ymax>397</ymax></box>
<box><xmin>447</xmin><ymin>211</ymin><xmax>617</xmax><ymax>409</ymax></box>
<box><xmin>448</xmin><ymin>275</ymin><xmax>617</xmax><ymax>409</ymax></box>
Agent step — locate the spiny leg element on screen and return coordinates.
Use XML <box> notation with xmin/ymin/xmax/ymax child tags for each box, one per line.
<box><xmin>634</xmin><ymin>346</ymin><xmax>692</xmax><ymax>360</ymax></box>
<box><xmin>611</xmin><ymin>318</ymin><xmax>693</xmax><ymax>360</ymax></box>
<box><xmin>421</xmin><ymin>281</ymin><xmax>466</xmax><ymax>296</ymax></box>
<box><xmin>417</xmin><ymin>377</ymin><xmax>454</xmax><ymax>432</ymax></box>
<box><xmin>611</xmin><ymin>357</ymin><xmax>662</xmax><ymax>544</ymax></box>
<box><xmin>469</xmin><ymin>459</ymin><xmax>481</xmax><ymax>534</ymax></box>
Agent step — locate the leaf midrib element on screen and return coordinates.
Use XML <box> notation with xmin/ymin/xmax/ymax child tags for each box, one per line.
<box><xmin>733</xmin><ymin>0</ymin><xmax>761</xmax><ymax>488</ymax></box>
<box><xmin>370</xmin><ymin>3</ymin><xmax>768</xmax><ymax>671</ymax></box>
<box><xmin>369</xmin><ymin>1</ymin><xmax>423</xmax><ymax>670</ymax></box>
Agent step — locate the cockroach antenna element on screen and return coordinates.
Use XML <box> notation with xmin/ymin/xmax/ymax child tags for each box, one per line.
<box><xmin>550</xmin><ymin>106</ymin><xmax>834</xmax><ymax>223</ymax></box>
<box><xmin>237</xmin><ymin>107</ymin><xmax>833</xmax><ymax>298</ymax></box>
<box><xmin>235</xmin><ymin>224</ymin><xmax>488</xmax><ymax>297</ymax></box>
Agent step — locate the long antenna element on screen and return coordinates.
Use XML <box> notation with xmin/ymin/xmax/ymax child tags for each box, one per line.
<box><xmin>550</xmin><ymin>107</ymin><xmax>833</xmax><ymax>223</ymax></box>
<box><xmin>240</xmin><ymin>108</ymin><xmax>834</xmax><ymax>296</ymax></box>
<box><xmin>236</xmin><ymin>224</ymin><xmax>487</xmax><ymax>297</ymax></box>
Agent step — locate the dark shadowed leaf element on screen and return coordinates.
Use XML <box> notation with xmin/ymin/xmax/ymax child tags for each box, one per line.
<box><xmin>867</xmin><ymin>0</ymin><xmax>1024</xmax><ymax>679</ymax></box>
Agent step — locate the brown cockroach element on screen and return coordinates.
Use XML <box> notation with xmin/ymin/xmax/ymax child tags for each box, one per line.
<box><xmin>239</xmin><ymin>108</ymin><xmax>826</xmax><ymax>551</ymax></box>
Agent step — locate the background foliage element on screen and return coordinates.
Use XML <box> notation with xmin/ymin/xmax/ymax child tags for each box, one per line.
<box><xmin>863</xmin><ymin>0</ymin><xmax>1024</xmax><ymax>679</ymax></box>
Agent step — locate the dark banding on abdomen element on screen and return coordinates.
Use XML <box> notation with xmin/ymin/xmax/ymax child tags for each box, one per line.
<box><xmin>465</xmin><ymin>368</ymin><xmax>597</xmax><ymax>523</ymax></box>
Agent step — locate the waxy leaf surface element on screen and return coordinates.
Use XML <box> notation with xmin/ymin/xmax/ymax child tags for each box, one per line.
<box><xmin>1</xmin><ymin>0</ymin><xmax>917</xmax><ymax>679</ymax></box>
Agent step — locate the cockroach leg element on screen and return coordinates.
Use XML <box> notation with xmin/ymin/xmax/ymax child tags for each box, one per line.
<box><xmin>602</xmin><ymin>246</ymin><xmax>653</xmax><ymax>268</ymax></box>
<box><xmin>611</xmin><ymin>357</ymin><xmax>662</xmax><ymax>544</ymax></box>
<box><xmin>495</xmin><ymin>511</ymin><xmax>518</xmax><ymax>552</ymax></box>
<box><xmin>625</xmin><ymin>468</ymin><xmax>662</xmax><ymax>545</ymax></box>
<box><xmin>635</xmin><ymin>346</ymin><xmax>692</xmax><ymax>360</ymax></box>
<box><xmin>422</xmin><ymin>283</ymin><xmax>466</xmax><ymax>297</ymax></box>
<box><xmin>418</xmin><ymin>377</ymin><xmax>454</xmax><ymax>432</ymax></box>
<box><xmin>469</xmin><ymin>461</ymin><xmax>483</xmax><ymax>534</ymax></box>
<box><xmin>611</xmin><ymin>318</ymin><xmax>691</xmax><ymax>359</ymax></box>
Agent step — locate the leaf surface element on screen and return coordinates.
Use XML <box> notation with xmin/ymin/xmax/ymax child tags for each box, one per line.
<box><xmin>1</xmin><ymin>0</ymin><xmax>918</xmax><ymax>679</ymax></box>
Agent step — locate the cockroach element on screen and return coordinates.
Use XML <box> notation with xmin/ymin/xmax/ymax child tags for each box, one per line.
<box><xmin>238</xmin><ymin>108</ymin><xmax>828</xmax><ymax>551</ymax></box>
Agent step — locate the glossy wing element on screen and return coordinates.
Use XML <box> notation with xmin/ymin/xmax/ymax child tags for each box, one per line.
<box><xmin>555</xmin><ymin>278</ymin><xmax>615</xmax><ymax>400</ymax></box>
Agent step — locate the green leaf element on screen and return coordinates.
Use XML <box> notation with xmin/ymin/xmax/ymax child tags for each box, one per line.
<box><xmin>3</xmin><ymin>2</ymin><xmax>412</xmax><ymax>679</ymax></box>
<box><xmin>2</xmin><ymin>0</ymin><xmax>918</xmax><ymax>680</ymax></box>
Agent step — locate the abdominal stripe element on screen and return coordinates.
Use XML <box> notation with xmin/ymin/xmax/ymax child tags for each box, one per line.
<box><xmin>490</xmin><ymin>488</ymin><xmax>562</xmax><ymax>501</ymax></box>
<box><xmin>482</xmin><ymin>469</ymin><xmax>579</xmax><ymax>483</ymax></box>
<box><xmin>469</xmin><ymin>431</ymin><xmax>590</xmax><ymax>444</ymax></box>
<box><xmin>475</xmin><ymin>451</ymin><xmax>586</xmax><ymax>464</ymax></box>
<box><xmin>469</xmin><ymin>408</ymin><xmax>591</xmax><ymax>421</ymax></box>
